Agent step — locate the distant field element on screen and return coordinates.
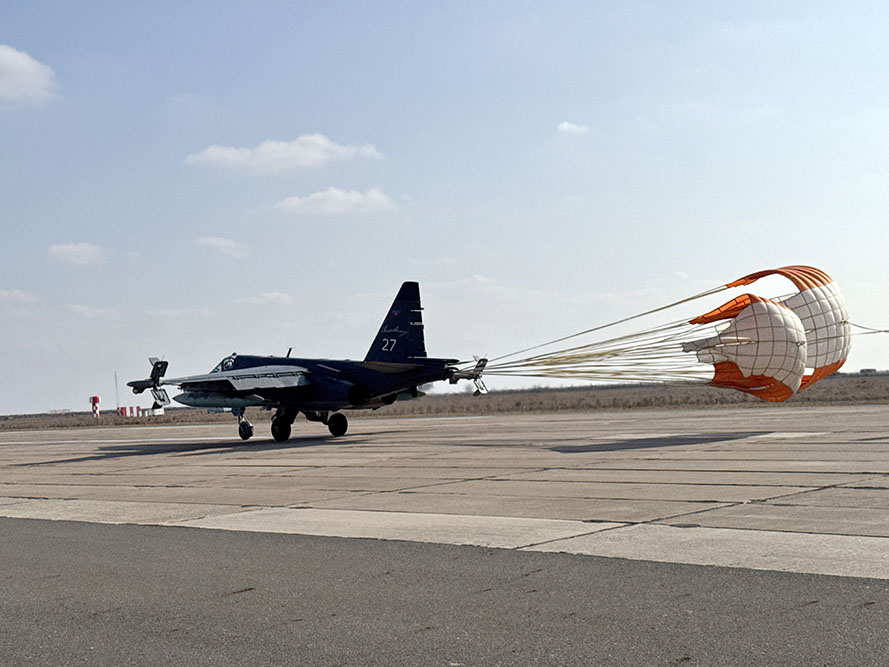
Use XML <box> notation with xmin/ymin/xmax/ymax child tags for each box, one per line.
<box><xmin>2</xmin><ymin>373</ymin><xmax>887</xmax><ymax>432</ymax></box>
<box><xmin>0</xmin><ymin>374</ymin><xmax>889</xmax><ymax>431</ymax></box>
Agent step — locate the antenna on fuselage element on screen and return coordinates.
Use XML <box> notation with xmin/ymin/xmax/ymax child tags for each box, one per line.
<box><xmin>286</xmin><ymin>347</ymin><xmax>292</xmax><ymax>358</ymax></box>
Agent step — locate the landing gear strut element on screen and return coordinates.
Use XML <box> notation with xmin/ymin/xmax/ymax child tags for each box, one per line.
<box><xmin>233</xmin><ymin>407</ymin><xmax>253</xmax><ymax>441</ymax></box>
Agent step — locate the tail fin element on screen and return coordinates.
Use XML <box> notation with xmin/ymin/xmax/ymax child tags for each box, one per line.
<box><xmin>364</xmin><ymin>282</ymin><xmax>427</xmax><ymax>362</ymax></box>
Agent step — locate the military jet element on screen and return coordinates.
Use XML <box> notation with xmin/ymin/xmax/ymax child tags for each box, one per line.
<box><xmin>128</xmin><ymin>282</ymin><xmax>486</xmax><ymax>442</ymax></box>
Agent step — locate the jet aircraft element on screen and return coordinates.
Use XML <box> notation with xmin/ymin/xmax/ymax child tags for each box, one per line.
<box><xmin>129</xmin><ymin>282</ymin><xmax>486</xmax><ymax>442</ymax></box>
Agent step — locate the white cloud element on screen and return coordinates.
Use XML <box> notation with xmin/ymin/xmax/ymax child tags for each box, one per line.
<box><xmin>0</xmin><ymin>45</ymin><xmax>57</xmax><ymax>104</ymax></box>
<box><xmin>48</xmin><ymin>243</ymin><xmax>108</xmax><ymax>267</ymax></box>
<box><xmin>557</xmin><ymin>121</ymin><xmax>591</xmax><ymax>135</ymax></box>
<box><xmin>234</xmin><ymin>292</ymin><xmax>294</xmax><ymax>306</ymax></box>
<box><xmin>0</xmin><ymin>289</ymin><xmax>38</xmax><ymax>303</ymax></box>
<box><xmin>184</xmin><ymin>133</ymin><xmax>381</xmax><ymax>172</ymax></box>
<box><xmin>196</xmin><ymin>236</ymin><xmax>250</xmax><ymax>258</ymax></box>
<box><xmin>276</xmin><ymin>187</ymin><xmax>396</xmax><ymax>216</ymax></box>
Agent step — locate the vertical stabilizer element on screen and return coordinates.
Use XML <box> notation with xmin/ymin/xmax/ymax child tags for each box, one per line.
<box><xmin>364</xmin><ymin>282</ymin><xmax>427</xmax><ymax>362</ymax></box>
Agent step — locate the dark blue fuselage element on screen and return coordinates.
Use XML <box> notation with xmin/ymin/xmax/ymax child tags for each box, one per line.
<box><xmin>190</xmin><ymin>354</ymin><xmax>456</xmax><ymax>412</ymax></box>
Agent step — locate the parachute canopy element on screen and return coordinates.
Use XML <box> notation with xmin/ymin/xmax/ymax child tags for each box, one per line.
<box><xmin>684</xmin><ymin>294</ymin><xmax>807</xmax><ymax>402</ymax></box>
<box><xmin>726</xmin><ymin>266</ymin><xmax>851</xmax><ymax>390</ymax></box>
<box><xmin>475</xmin><ymin>265</ymin><xmax>850</xmax><ymax>403</ymax></box>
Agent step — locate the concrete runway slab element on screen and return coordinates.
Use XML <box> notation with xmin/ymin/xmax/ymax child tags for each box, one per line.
<box><xmin>2</xmin><ymin>405</ymin><xmax>888</xmax><ymax>579</ymax></box>
<box><xmin>173</xmin><ymin>506</ymin><xmax>624</xmax><ymax>549</ymax></box>
<box><xmin>0</xmin><ymin>497</ymin><xmax>235</xmax><ymax>524</ymax></box>
<box><xmin>405</xmin><ymin>478</ymin><xmax>813</xmax><ymax>502</ymax></box>
<box><xmin>528</xmin><ymin>523</ymin><xmax>889</xmax><ymax>580</ymax></box>
<box><xmin>310</xmin><ymin>489</ymin><xmax>731</xmax><ymax>522</ymax></box>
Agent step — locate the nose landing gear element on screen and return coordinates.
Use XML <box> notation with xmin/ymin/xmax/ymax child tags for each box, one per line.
<box><xmin>233</xmin><ymin>407</ymin><xmax>254</xmax><ymax>441</ymax></box>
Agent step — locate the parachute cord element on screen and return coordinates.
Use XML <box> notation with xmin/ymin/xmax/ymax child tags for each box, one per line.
<box><xmin>486</xmin><ymin>284</ymin><xmax>729</xmax><ymax>364</ymax></box>
<box><xmin>848</xmin><ymin>322</ymin><xmax>889</xmax><ymax>334</ymax></box>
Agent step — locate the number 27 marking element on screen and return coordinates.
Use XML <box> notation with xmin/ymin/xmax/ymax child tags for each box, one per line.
<box><xmin>381</xmin><ymin>338</ymin><xmax>397</xmax><ymax>352</ymax></box>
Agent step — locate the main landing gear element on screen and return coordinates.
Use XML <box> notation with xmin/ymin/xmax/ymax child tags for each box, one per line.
<box><xmin>304</xmin><ymin>411</ymin><xmax>349</xmax><ymax>438</ymax></box>
<box><xmin>271</xmin><ymin>406</ymin><xmax>298</xmax><ymax>443</ymax></box>
<box><xmin>232</xmin><ymin>408</ymin><xmax>349</xmax><ymax>442</ymax></box>
<box><xmin>328</xmin><ymin>413</ymin><xmax>348</xmax><ymax>437</ymax></box>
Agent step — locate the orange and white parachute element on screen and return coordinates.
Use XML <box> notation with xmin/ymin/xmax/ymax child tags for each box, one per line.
<box><xmin>478</xmin><ymin>265</ymin><xmax>850</xmax><ymax>403</ymax></box>
<box><xmin>724</xmin><ymin>266</ymin><xmax>850</xmax><ymax>390</ymax></box>
<box><xmin>683</xmin><ymin>294</ymin><xmax>807</xmax><ymax>402</ymax></box>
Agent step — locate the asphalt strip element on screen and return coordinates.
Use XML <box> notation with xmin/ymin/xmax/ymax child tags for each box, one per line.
<box><xmin>2</xmin><ymin>498</ymin><xmax>887</xmax><ymax>580</ymax></box>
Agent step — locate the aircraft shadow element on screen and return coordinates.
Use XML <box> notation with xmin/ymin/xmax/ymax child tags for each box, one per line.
<box><xmin>550</xmin><ymin>431</ymin><xmax>771</xmax><ymax>454</ymax></box>
<box><xmin>18</xmin><ymin>435</ymin><xmax>352</xmax><ymax>467</ymax></box>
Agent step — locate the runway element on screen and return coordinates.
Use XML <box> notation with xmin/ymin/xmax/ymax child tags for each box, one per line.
<box><xmin>3</xmin><ymin>406</ymin><xmax>889</xmax><ymax>664</ymax></box>
<box><xmin>2</xmin><ymin>405</ymin><xmax>888</xmax><ymax>578</ymax></box>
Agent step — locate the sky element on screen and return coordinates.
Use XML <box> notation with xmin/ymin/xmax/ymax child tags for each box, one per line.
<box><xmin>1</xmin><ymin>1</ymin><xmax>888</xmax><ymax>415</ymax></box>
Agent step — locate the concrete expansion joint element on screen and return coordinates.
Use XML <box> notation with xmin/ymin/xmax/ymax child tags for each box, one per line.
<box><xmin>1</xmin><ymin>499</ymin><xmax>31</xmax><ymax>507</ymax></box>
<box><xmin>514</xmin><ymin>524</ymin><xmax>631</xmax><ymax>551</ymax></box>
<box><xmin>391</xmin><ymin>476</ymin><xmax>500</xmax><ymax>494</ymax></box>
<box><xmin>647</xmin><ymin>501</ymin><xmax>744</xmax><ymax>526</ymax></box>
<box><xmin>665</xmin><ymin>522</ymin><xmax>889</xmax><ymax>540</ymax></box>
<box><xmin>763</xmin><ymin>483</ymin><xmax>843</xmax><ymax>503</ymax></box>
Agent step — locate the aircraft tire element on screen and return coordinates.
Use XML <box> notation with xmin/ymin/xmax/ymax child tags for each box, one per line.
<box><xmin>328</xmin><ymin>413</ymin><xmax>348</xmax><ymax>437</ymax></box>
<box><xmin>271</xmin><ymin>418</ymin><xmax>291</xmax><ymax>443</ymax></box>
<box><xmin>238</xmin><ymin>421</ymin><xmax>254</xmax><ymax>441</ymax></box>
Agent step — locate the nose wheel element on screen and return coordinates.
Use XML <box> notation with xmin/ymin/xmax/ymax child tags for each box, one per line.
<box><xmin>233</xmin><ymin>407</ymin><xmax>253</xmax><ymax>441</ymax></box>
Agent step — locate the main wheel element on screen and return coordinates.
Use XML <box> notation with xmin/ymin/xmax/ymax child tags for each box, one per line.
<box><xmin>271</xmin><ymin>418</ymin><xmax>291</xmax><ymax>443</ymax></box>
<box><xmin>238</xmin><ymin>421</ymin><xmax>254</xmax><ymax>441</ymax></box>
<box><xmin>327</xmin><ymin>412</ymin><xmax>348</xmax><ymax>437</ymax></box>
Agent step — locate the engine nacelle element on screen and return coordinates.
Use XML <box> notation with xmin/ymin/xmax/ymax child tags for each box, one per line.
<box><xmin>347</xmin><ymin>383</ymin><xmax>374</xmax><ymax>406</ymax></box>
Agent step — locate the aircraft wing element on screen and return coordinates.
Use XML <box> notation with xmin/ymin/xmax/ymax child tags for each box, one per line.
<box><xmin>164</xmin><ymin>365</ymin><xmax>311</xmax><ymax>393</ymax></box>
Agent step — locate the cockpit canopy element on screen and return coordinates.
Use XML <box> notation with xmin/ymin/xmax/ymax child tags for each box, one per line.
<box><xmin>210</xmin><ymin>353</ymin><xmax>238</xmax><ymax>374</ymax></box>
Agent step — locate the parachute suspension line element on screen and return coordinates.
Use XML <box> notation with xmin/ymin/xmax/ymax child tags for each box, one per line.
<box><xmin>484</xmin><ymin>318</ymin><xmax>724</xmax><ymax>385</ymax></box>
<box><xmin>848</xmin><ymin>322</ymin><xmax>889</xmax><ymax>334</ymax></box>
<box><xmin>486</xmin><ymin>284</ymin><xmax>731</xmax><ymax>364</ymax></box>
<box><xmin>488</xmin><ymin>320</ymin><xmax>691</xmax><ymax>369</ymax></box>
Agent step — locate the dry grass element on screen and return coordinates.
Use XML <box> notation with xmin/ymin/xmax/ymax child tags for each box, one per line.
<box><xmin>370</xmin><ymin>373</ymin><xmax>889</xmax><ymax>417</ymax></box>
<box><xmin>2</xmin><ymin>373</ymin><xmax>887</xmax><ymax>432</ymax></box>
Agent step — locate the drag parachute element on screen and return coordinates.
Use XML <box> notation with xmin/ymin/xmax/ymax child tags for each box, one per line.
<box><xmin>474</xmin><ymin>265</ymin><xmax>850</xmax><ymax>403</ymax></box>
<box><xmin>683</xmin><ymin>294</ymin><xmax>807</xmax><ymax>402</ymax></box>
<box><xmin>724</xmin><ymin>266</ymin><xmax>850</xmax><ymax>390</ymax></box>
